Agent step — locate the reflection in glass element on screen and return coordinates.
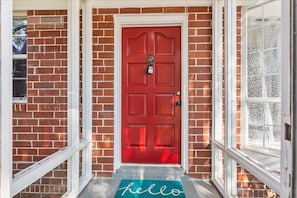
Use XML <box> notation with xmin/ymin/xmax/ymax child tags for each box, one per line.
<box><xmin>13</xmin><ymin>59</ymin><xmax>27</xmax><ymax>97</ymax></box>
<box><xmin>13</xmin><ymin>18</ymin><xmax>27</xmax><ymax>54</ymax></box>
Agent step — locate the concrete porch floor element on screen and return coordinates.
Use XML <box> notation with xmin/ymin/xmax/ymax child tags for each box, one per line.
<box><xmin>78</xmin><ymin>166</ymin><xmax>222</xmax><ymax>198</ymax></box>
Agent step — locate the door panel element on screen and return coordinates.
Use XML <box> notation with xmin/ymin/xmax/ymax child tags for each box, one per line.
<box><xmin>122</xmin><ymin>26</ymin><xmax>181</xmax><ymax>164</ymax></box>
<box><xmin>128</xmin><ymin>94</ymin><xmax>147</xmax><ymax>116</ymax></box>
<box><xmin>155</xmin><ymin>94</ymin><xmax>175</xmax><ymax>116</ymax></box>
<box><xmin>127</xmin><ymin>32</ymin><xmax>148</xmax><ymax>55</ymax></box>
<box><xmin>155</xmin><ymin>32</ymin><xmax>175</xmax><ymax>55</ymax></box>
<box><xmin>155</xmin><ymin>63</ymin><xmax>175</xmax><ymax>86</ymax></box>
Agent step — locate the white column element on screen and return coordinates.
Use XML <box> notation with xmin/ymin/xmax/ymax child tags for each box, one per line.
<box><xmin>293</xmin><ymin>0</ymin><xmax>297</xmax><ymax>196</ymax></box>
<box><xmin>0</xmin><ymin>0</ymin><xmax>13</xmax><ymax>197</ymax></box>
<box><xmin>224</xmin><ymin>0</ymin><xmax>237</xmax><ymax>196</ymax></box>
<box><xmin>212</xmin><ymin>0</ymin><xmax>223</xmax><ymax>143</ymax></box>
<box><xmin>282</xmin><ymin>0</ymin><xmax>295</xmax><ymax>197</ymax></box>
<box><xmin>66</xmin><ymin>0</ymin><xmax>80</xmax><ymax>196</ymax></box>
<box><xmin>80</xmin><ymin>0</ymin><xmax>93</xmax><ymax>192</ymax></box>
<box><xmin>211</xmin><ymin>0</ymin><xmax>224</xmax><ymax>194</ymax></box>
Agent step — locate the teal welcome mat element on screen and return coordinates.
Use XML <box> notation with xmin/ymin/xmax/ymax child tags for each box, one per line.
<box><xmin>115</xmin><ymin>179</ymin><xmax>185</xmax><ymax>198</ymax></box>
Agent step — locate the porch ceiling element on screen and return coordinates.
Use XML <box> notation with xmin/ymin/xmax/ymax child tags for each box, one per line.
<box><xmin>13</xmin><ymin>0</ymin><xmax>263</xmax><ymax>11</ymax></box>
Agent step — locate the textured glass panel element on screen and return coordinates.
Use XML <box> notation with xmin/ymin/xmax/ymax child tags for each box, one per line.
<box><xmin>247</xmin><ymin>19</ymin><xmax>262</xmax><ymax>29</ymax></box>
<box><xmin>264</xmin><ymin>74</ymin><xmax>280</xmax><ymax>97</ymax></box>
<box><xmin>263</xmin><ymin>102</ymin><xmax>276</xmax><ymax>146</ymax></box>
<box><xmin>248</xmin><ymin>28</ymin><xmax>262</xmax><ymax>54</ymax></box>
<box><xmin>13</xmin><ymin>18</ymin><xmax>27</xmax><ymax>54</ymax></box>
<box><xmin>264</xmin><ymin>22</ymin><xmax>280</xmax><ymax>49</ymax></box>
<box><xmin>264</xmin><ymin>49</ymin><xmax>280</xmax><ymax>74</ymax></box>
<box><xmin>247</xmin><ymin>52</ymin><xmax>261</xmax><ymax>76</ymax></box>
<box><xmin>247</xmin><ymin>103</ymin><xmax>264</xmax><ymax>146</ymax></box>
<box><xmin>248</xmin><ymin>103</ymin><xmax>264</xmax><ymax>126</ymax></box>
<box><xmin>247</xmin><ymin>102</ymin><xmax>281</xmax><ymax>148</ymax></box>
<box><xmin>248</xmin><ymin>76</ymin><xmax>262</xmax><ymax>97</ymax></box>
<box><xmin>269</xmin><ymin>103</ymin><xmax>281</xmax><ymax>141</ymax></box>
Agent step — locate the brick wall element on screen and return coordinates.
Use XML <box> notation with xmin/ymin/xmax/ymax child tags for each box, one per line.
<box><xmin>188</xmin><ymin>6</ymin><xmax>213</xmax><ymax>179</ymax></box>
<box><xmin>92</xmin><ymin>8</ymin><xmax>116</xmax><ymax>177</ymax></box>
<box><xmin>13</xmin><ymin>10</ymin><xmax>68</xmax><ymax>196</ymax></box>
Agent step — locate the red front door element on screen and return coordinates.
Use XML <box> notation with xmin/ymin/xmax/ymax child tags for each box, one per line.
<box><xmin>121</xmin><ymin>26</ymin><xmax>181</xmax><ymax>164</ymax></box>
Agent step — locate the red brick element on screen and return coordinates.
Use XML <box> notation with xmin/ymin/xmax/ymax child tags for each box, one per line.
<box><xmin>188</xmin><ymin>7</ymin><xmax>210</xmax><ymax>13</ymax></box>
<box><xmin>98</xmin><ymin>8</ymin><xmax>119</xmax><ymax>14</ymax></box>
<box><xmin>104</xmin><ymin>15</ymin><xmax>114</xmax><ymax>22</ymax></box>
<box><xmin>120</xmin><ymin>8</ymin><xmax>141</xmax><ymax>14</ymax></box>
<box><xmin>164</xmin><ymin>7</ymin><xmax>186</xmax><ymax>13</ymax></box>
<box><xmin>142</xmin><ymin>7</ymin><xmax>163</xmax><ymax>13</ymax></box>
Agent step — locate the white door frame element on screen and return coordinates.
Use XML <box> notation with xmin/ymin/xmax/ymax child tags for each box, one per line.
<box><xmin>114</xmin><ymin>13</ymin><xmax>189</xmax><ymax>172</ymax></box>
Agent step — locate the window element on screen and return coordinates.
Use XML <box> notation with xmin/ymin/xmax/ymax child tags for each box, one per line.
<box><xmin>243</xmin><ymin>1</ymin><xmax>281</xmax><ymax>155</ymax></box>
<box><xmin>13</xmin><ymin>17</ymin><xmax>27</xmax><ymax>102</ymax></box>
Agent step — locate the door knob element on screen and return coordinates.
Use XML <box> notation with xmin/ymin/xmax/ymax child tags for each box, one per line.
<box><xmin>175</xmin><ymin>100</ymin><xmax>181</xmax><ymax>106</ymax></box>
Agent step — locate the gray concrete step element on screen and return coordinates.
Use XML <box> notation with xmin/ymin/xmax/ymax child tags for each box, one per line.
<box><xmin>113</xmin><ymin>166</ymin><xmax>188</xmax><ymax>180</ymax></box>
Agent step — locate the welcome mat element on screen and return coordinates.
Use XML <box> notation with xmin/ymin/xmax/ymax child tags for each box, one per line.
<box><xmin>115</xmin><ymin>179</ymin><xmax>185</xmax><ymax>198</ymax></box>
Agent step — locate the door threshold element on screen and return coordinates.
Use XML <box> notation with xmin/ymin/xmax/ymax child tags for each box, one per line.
<box><xmin>114</xmin><ymin>165</ymin><xmax>187</xmax><ymax>180</ymax></box>
<box><xmin>120</xmin><ymin>163</ymin><xmax>182</xmax><ymax>168</ymax></box>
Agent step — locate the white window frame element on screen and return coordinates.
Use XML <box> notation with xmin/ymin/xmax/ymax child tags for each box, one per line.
<box><xmin>280</xmin><ymin>0</ymin><xmax>292</xmax><ymax>197</ymax></box>
<box><xmin>1</xmin><ymin>0</ymin><xmax>13</xmax><ymax>197</ymax></box>
<box><xmin>12</xmin><ymin>12</ymin><xmax>28</xmax><ymax>103</ymax></box>
<box><xmin>212</xmin><ymin>0</ymin><xmax>237</xmax><ymax>197</ymax></box>
<box><xmin>211</xmin><ymin>0</ymin><xmax>224</xmax><ymax>195</ymax></box>
<box><xmin>241</xmin><ymin>1</ymin><xmax>282</xmax><ymax>156</ymax></box>
<box><xmin>212</xmin><ymin>0</ymin><xmax>290</xmax><ymax>196</ymax></box>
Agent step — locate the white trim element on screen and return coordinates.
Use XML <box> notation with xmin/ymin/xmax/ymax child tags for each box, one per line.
<box><xmin>0</xmin><ymin>0</ymin><xmax>13</xmax><ymax>197</ymax></box>
<box><xmin>81</xmin><ymin>0</ymin><xmax>93</xmax><ymax>192</ymax></box>
<box><xmin>113</xmin><ymin>13</ymin><xmax>189</xmax><ymax>173</ymax></box>
<box><xmin>280</xmin><ymin>0</ymin><xmax>292</xmax><ymax>197</ymax></box>
<box><xmin>244</xmin><ymin>98</ymin><xmax>281</xmax><ymax>103</ymax></box>
<box><xmin>226</xmin><ymin>147</ymin><xmax>281</xmax><ymax>194</ymax></box>
<box><xmin>212</xmin><ymin>141</ymin><xmax>282</xmax><ymax>195</ymax></box>
<box><xmin>13</xmin><ymin>10</ymin><xmax>26</xmax><ymax>17</ymax></box>
<box><xmin>92</xmin><ymin>0</ymin><xmax>211</xmax><ymax>7</ymax></box>
<box><xmin>13</xmin><ymin>0</ymin><xmax>67</xmax><ymax>10</ymax></box>
<box><xmin>224</xmin><ymin>0</ymin><xmax>237</xmax><ymax>196</ymax></box>
<box><xmin>12</xmin><ymin>0</ymin><xmax>263</xmax><ymax>11</ymax></box>
<box><xmin>211</xmin><ymin>0</ymin><xmax>223</xmax><ymax>184</ymax></box>
<box><xmin>91</xmin><ymin>0</ymin><xmax>263</xmax><ymax>8</ymax></box>
<box><xmin>211</xmin><ymin>0</ymin><xmax>223</xmax><ymax>142</ymax></box>
<box><xmin>12</xmin><ymin>147</ymin><xmax>76</xmax><ymax>196</ymax></box>
<box><xmin>66</xmin><ymin>0</ymin><xmax>80</xmax><ymax>196</ymax></box>
<box><xmin>120</xmin><ymin>163</ymin><xmax>183</xmax><ymax>168</ymax></box>
<box><xmin>212</xmin><ymin>148</ymin><xmax>224</xmax><ymax>196</ymax></box>
<box><xmin>114</xmin><ymin>15</ymin><xmax>121</xmax><ymax>171</ymax></box>
<box><xmin>240</xmin><ymin>6</ymin><xmax>249</xmax><ymax>152</ymax></box>
<box><xmin>292</xmin><ymin>0</ymin><xmax>297</xmax><ymax>196</ymax></box>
